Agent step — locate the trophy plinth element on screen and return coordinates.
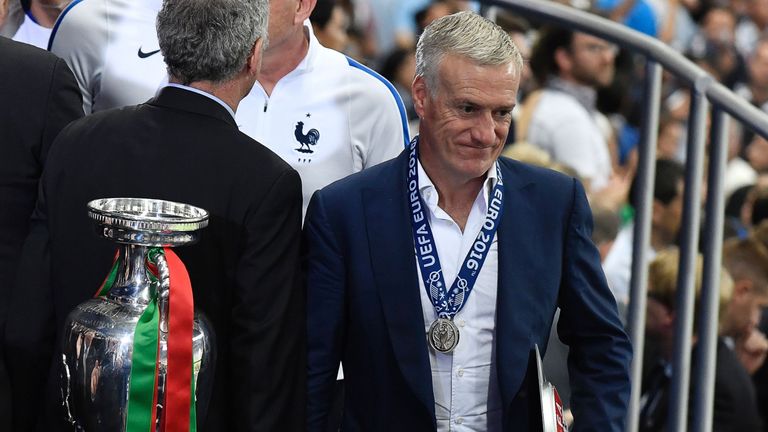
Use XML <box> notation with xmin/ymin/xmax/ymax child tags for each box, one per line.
<box><xmin>61</xmin><ymin>198</ymin><xmax>213</xmax><ymax>431</ymax></box>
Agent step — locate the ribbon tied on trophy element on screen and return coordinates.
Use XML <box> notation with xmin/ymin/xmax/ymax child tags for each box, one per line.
<box><xmin>95</xmin><ymin>247</ymin><xmax>197</xmax><ymax>432</ymax></box>
<box><xmin>60</xmin><ymin>198</ymin><xmax>210</xmax><ymax>432</ymax></box>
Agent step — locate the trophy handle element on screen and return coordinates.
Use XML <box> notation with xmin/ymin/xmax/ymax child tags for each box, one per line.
<box><xmin>148</xmin><ymin>249</ymin><xmax>171</xmax><ymax>335</ymax></box>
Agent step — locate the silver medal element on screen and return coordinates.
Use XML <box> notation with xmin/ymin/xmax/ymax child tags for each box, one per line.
<box><xmin>428</xmin><ymin>318</ymin><xmax>460</xmax><ymax>353</ymax></box>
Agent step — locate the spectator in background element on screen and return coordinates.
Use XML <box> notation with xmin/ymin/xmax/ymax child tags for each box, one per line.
<box><xmin>640</xmin><ymin>248</ymin><xmax>762</xmax><ymax>432</ymax></box>
<box><xmin>691</xmin><ymin>6</ymin><xmax>747</xmax><ymax>89</ymax></box>
<box><xmin>736</xmin><ymin>37</ymin><xmax>768</xmax><ymax>114</ymax></box>
<box><xmin>736</xmin><ymin>0</ymin><xmax>768</xmax><ymax>58</ymax></box>
<box><xmin>699</xmin><ymin>6</ymin><xmax>739</xmax><ymax>50</ymax></box>
<box><xmin>746</xmin><ymin>221</ymin><xmax>768</xmax><ymax>429</ymax></box>
<box><xmin>525</xmin><ymin>26</ymin><xmax>618</xmax><ymax>193</ymax></box>
<box><xmin>379</xmin><ymin>46</ymin><xmax>418</xmax><ymax>123</ymax></box>
<box><xmin>414</xmin><ymin>0</ymin><xmax>452</xmax><ymax>36</ymax></box>
<box><xmin>688</xmin><ymin>7</ymin><xmax>745</xmax><ymax>89</ymax></box>
<box><xmin>495</xmin><ymin>12</ymin><xmax>535</xmax><ymax>104</ymax></box>
<box><xmin>725</xmin><ymin>118</ymin><xmax>757</xmax><ymax>200</ymax></box>
<box><xmin>657</xmin><ymin>111</ymin><xmax>686</xmax><ymax>161</ymax></box>
<box><xmin>603</xmin><ymin>159</ymin><xmax>685</xmax><ymax>311</ymax></box>
<box><xmin>748</xmin><ymin>134</ymin><xmax>768</xmax><ymax>174</ymax></box>
<box><xmin>593</xmin><ymin>206</ymin><xmax>622</xmax><ymax>262</ymax></box>
<box><xmin>736</xmin><ymin>38</ymin><xmax>768</xmax><ymax>151</ymax></box>
<box><xmin>310</xmin><ymin>0</ymin><xmax>349</xmax><ymax>52</ymax></box>
<box><xmin>720</xmin><ymin>238</ymin><xmax>768</xmax><ymax>375</ymax></box>
<box><xmin>725</xmin><ymin>175</ymin><xmax>768</xmax><ymax>240</ymax></box>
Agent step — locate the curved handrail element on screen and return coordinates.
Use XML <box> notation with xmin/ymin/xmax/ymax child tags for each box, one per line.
<box><xmin>485</xmin><ymin>0</ymin><xmax>768</xmax><ymax>137</ymax></box>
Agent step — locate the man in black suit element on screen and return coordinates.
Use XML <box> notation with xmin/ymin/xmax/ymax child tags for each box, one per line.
<box><xmin>4</xmin><ymin>0</ymin><xmax>305</xmax><ymax>430</ymax></box>
<box><xmin>0</xmin><ymin>37</ymin><xmax>83</xmax><ymax>430</ymax></box>
<box><xmin>640</xmin><ymin>248</ymin><xmax>762</xmax><ymax>431</ymax></box>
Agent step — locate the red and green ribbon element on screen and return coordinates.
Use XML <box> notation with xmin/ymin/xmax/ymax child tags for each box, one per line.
<box><xmin>162</xmin><ymin>248</ymin><xmax>195</xmax><ymax>432</ymax></box>
<box><xmin>96</xmin><ymin>247</ymin><xmax>197</xmax><ymax>432</ymax></box>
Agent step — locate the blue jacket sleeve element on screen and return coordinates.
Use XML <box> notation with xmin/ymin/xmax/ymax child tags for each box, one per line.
<box><xmin>304</xmin><ymin>190</ymin><xmax>347</xmax><ymax>431</ymax></box>
<box><xmin>557</xmin><ymin>179</ymin><xmax>633</xmax><ymax>432</ymax></box>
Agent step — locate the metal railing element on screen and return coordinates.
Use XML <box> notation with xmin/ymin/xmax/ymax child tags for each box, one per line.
<box><xmin>481</xmin><ymin>1</ymin><xmax>768</xmax><ymax>431</ymax></box>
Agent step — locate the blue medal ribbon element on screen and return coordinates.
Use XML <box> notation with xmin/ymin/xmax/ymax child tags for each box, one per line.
<box><xmin>407</xmin><ymin>136</ymin><xmax>504</xmax><ymax>320</ymax></box>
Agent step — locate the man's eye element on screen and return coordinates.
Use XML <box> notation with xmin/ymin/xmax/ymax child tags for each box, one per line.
<box><xmin>460</xmin><ymin>105</ymin><xmax>474</xmax><ymax>114</ymax></box>
<box><xmin>497</xmin><ymin>110</ymin><xmax>512</xmax><ymax>118</ymax></box>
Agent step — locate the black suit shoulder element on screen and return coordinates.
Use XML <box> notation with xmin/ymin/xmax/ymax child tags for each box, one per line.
<box><xmin>1</xmin><ymin>36</ymin><xmax>59</xmax><ymax>79</ymax></box>
<box><xmin>713</xmin><ymin>339</ymin><xmax>763</xmax><ymax>431</ymax></box>
<box><xmin>51</xmin><ymin>99</ymin><xmax>295</xmax><ymax>184</ymax></box>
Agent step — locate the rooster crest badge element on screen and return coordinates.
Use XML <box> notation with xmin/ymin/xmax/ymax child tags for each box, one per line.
<box><xmin>294</xmin><ymin>121</ymin><xmax>320</xmax><ymax>153</ymax></box>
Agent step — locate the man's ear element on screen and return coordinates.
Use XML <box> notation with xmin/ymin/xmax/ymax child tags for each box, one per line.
<box><xmin>247</xmin><ymin>38</ymin><xmax>264</xmax><ymax>74</ymax></box>
<box><xmin>412</xmin><ymin>75</ymin><xmax>428</xmax><ymax>119</ymax></box>
<box><xmin>296</xmin><ymin>0</ymin><xmax>317</xmax><ymax>25</ymax></box>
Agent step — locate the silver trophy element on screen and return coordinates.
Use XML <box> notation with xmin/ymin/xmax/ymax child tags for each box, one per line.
<box><xmin>60</xmin><ymin>198</ymin><xmax>213</xmax><ymax>431</ymax></box>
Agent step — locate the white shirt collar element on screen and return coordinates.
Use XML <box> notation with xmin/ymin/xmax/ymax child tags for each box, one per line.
<box><xmin>164</xmin><ymin>83</ymin><xmax>236</xmax><ymax>120</ymax></box>
<box><xmin>288</xmin><ymin>20</ymin><xmax>320</xmax><ymax>76</ymax></box>
<box><xmin>417</xmin><ymin>159</ymin><xmax>499</xmax><ymax>213</ymax></box>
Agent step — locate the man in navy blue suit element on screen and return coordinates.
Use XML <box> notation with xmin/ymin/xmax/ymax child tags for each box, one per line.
<box><xmin>304</xmin><ymin>11</ymin><xmax>632</xmax><ymax>432</ymax></box>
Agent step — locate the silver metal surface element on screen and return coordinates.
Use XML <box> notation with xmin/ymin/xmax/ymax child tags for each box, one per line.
<box><xmin>61</xmin><ymin>199</ymin><xmax>211</xmax><ymax>431</ymax></box>
<box><xmin>625</xmin><ymin>61</ymin><xmax>662</xmax><ymax>432</ymax></box>
<box><xmin>534</xmin><ymin>345</ymin><xmax>566</xmax><ymax>432</ymax></box>
<box><xmin>668</xmin><ymin>90</ymin><xmax>708</xmax><ymax>432</ymax></box>
<box><xmin>691</xmin><ymin>108</ymin><xmax>729</xmax><ymax>432</ymax></box>
<box><xmin>428</xmin><ymin>318</ymin><xmax>460</xmax><ymax>353</ymax></box>
<box><xmin>88</xmin><ymin>198</ymin><xmax>209</xmax><ymax>247</ymax></box>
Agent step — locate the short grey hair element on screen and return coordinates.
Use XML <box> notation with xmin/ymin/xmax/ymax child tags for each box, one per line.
<box><xmin>416</xmin><ymin>11</ymin><xmax>523</xmax><ymax>92</ymax></box>
<box><xmin>156</xmin><ymin>0</ymin><xmax>268</xmax><ymax>84</ymax></box>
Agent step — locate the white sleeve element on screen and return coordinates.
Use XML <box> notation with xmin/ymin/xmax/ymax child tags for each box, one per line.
<box><xmin>347</xmin><ymin>61</ymin><xmax>410</xmax><ymax>171</ymax></box>
<box><xmin>529</xmin><ymin>106</ymin><xmax>605</xmax><ymax>186</ymax></box>
<box><xmin>48</xmin><ymin>0</ymin><xmax>108</xmax><ymax>114</ymax></box>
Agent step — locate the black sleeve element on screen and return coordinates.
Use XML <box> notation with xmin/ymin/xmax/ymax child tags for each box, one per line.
<box><xmin>39</xmin><ymin>58</ymin><xmax>84</xmax><ymax>163</ymax></box>
<box><xmin>3</xmin><ymin>181</ymin><xmax>55</xmax><ymax>431</ymax></box>
<box><xmin>230</xmin><ymin>168</ymin><xmax>306</xmax><ymax>431</ymax></box>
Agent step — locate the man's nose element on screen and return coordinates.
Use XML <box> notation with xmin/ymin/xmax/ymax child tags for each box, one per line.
<box><xmin>471</xmin><ymin>112</ymin><xmax>496</xmax><ymax>145</ymax></box>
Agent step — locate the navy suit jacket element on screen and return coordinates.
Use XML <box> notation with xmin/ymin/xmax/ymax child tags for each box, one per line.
<box><xmin>304</xmin><ymin>150</ymin><xmax>632</xmax><ymax>431</ymax></box>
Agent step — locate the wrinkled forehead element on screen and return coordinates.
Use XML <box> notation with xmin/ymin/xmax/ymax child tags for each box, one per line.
<box><xmin>436</xmin><ymin>56</ymin><xmax>518</xmax><ymax>92</ymax></box>
<box><xmin>435</xmin><ymin>54</ymin><xmax>520</xmax><ymax>83</ymax></box>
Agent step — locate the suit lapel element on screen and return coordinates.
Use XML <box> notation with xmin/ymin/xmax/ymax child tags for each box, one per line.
<box><xmin>495</xmin><ymin>159</ymin><xmax>541</xmax><ymax>408</ymax></box>
<box><xmin>363</xmin><ymin>152</ymin><xmax>436</xmax><ymax>420</ymax></box>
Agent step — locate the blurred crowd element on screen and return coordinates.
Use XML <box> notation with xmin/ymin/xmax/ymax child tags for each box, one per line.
<box><xmin>4</xmin><ymin>0</ymin><xmax>768</xmax><ymax>430</ymax></box>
